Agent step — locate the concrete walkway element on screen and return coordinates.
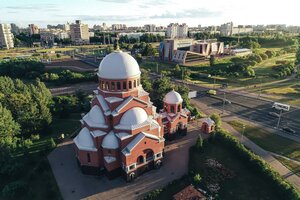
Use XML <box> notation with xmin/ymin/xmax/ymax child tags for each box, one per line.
<box><xmin>48</xmin><ymin>123</ymin><xmax>204</xmax><ymax>200</ymax></box>
<box><xmin>190</xmin><ymin>99</ymin><xmax>300</xmax><ymax>190</ymax></box>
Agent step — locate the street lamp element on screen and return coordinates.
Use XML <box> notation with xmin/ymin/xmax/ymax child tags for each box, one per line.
<box><xmin>242</xmin><ymin>124</ymin><xmax>246</xmax><ymax>141</ymax></box>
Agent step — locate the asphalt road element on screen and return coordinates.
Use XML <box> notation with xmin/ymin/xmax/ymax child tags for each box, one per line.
<box><xmin>184</xmin><ymin>82</ymin><xmax>300</xmax><ymax>137</ymax></box>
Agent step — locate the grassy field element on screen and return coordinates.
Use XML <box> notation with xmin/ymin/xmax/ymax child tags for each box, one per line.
<box><xmin>275</xmin><ymin>156</ymin><xmax>300</xmax><ymax>177</ymax></box>
<box><xmin>1</xmin><ymin>113</ymin><xmax>81</xmax><ymax>200</ymax></box>
<box><xmin>228</xmin><ymin>120</ymin><xmax>300</xmax><ymax>162</ymax></box>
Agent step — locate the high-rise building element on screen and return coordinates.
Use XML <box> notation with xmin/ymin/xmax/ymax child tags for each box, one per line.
<box><xmin>28</xmin><ymin>24</ymin><xmax>39</xmax><ymax>35</ymax></box>
<box><xmin>166</xmin><ymin>23</ymin><xmax>188</xmax><ymax>39</ymax></box>
<box><xmin>70</xmin><ymin>20</ymin><xmax>90</xmax><ymax>44</ymax></box>
<box><xmin>220</xmin><ymin>22</ymin><xmax>233</xmax><ymax>36</ymax></box>
<box><xmin>112</xmin><ymin>24</ymin><xmax>127</xmax><ymax>31</ymax></box>
<box><xmin>10</xmin><ymin>23</ymin><xmax>20</xmax><ymax>34</ymax></box>
<box><xmin>0</xmin><ymin>24</ymin><xmax>14</xmax><ymax>49</ymax></box>
<box><xmin>144</xmin><ymin>24</ymin><xmax>156</xmax><ymax>32</ymax></box>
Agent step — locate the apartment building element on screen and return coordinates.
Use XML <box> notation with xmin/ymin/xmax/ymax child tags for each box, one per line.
<box><xmin>0</xmin><ymin>24</ymin><xmax>14</xmax><ymax>49</ymax></box>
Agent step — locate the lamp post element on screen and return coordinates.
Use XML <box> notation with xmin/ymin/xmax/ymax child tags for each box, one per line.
<box><xmin>276</xmin><ymin>109</ymin><xmax>283</xmax><ymax>129</ymax></box>
<box><xmin>242</xmin><ymin>124</ymin><xmax>245</xmax><ymax>141</ymax></box>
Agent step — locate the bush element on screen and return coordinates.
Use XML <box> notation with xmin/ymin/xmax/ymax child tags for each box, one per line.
<box><xmin>265</xmin><ymin>50</ymin><xmax>276</xmax><ymax>58</ymax></box>
<box><xmin>23</xmin><ymin>139</ymin><xmax>33</xmax><ymax>149</ymax></box>
<box><xmin>30</xmin><ymin>134</ymin><xmax>40</xmax><ymax>141</ymax></box>
<box><xmin>210</xmin><ymin>113</ymin><xmax>222</xmax><ymax>128</ymax></box>
<box><xmin>193</xmin><ymin>174</ymin><xmax>202</xmax><ymax>185</ymax></box>
<box><xmin>195</xmin><ymin>134</ymin><xmax>203</xmax><ymax>150</ymax></box>
<box><xmin>259</xmin><ymin>53</ymin><xmax>268</xmax><ymax>60</ymax></box>
<box><xmin>1</xmin><ymin>181</ymin><xmax>28</xmax><ymax>198</ymax></box>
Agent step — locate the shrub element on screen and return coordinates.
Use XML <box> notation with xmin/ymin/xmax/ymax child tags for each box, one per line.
<box><xmin>193</xmin><ymin>174</ymin><xmax>202</xmax><ymax>185</ymax></box>
<box><xmin>30</xmin><ymin>134</ymin><xmax>40</xmax><ymax>141</ymax></box>
<box><xmin>23</xmin><ymin>139</ymin><xmax>33</xmax><ymax>149</ymax></box>
<box><xmin>259</xmin><ymin>53</ymin><xmax>268</xmax><ymax>60</ymax></box>
<box><xmin>210</xmin><ymin>113</ymin><xmax>222</xmax><ymax>128</ymax></box>
<box><xmin>1</xmin><ymin>181</ymin><xmax>28</xmax><ymax>198</ymax></box>
<box><xmin>195</xmin><ymin>134</ymin><xmax>203</xmax><ymax>150</ymax></box>
<box><xmin>265</xmin><ymin>50</ymin><xmax>276</xmax><ymax>58</ymax></box>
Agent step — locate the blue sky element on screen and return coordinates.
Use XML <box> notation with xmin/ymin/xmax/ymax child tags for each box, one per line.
<box><xmin>0</xmin><ymin>0</ymin><xmax>299</xmax><ymax>27</ymax></box>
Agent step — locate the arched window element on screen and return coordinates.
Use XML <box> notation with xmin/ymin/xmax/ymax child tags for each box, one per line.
<box><xmin>170</xmin><ymin>106</ymin><xmax>175</xmax><ymax>113</ymax></box>
<box><xmin>145</xmin><ymin>149</ymin><xmax>154</xmax><ymax>161</ymax></box>
<box><xmin>177</xmin><ymin>104</ymin><xmax>181</xmax><ymax>112</ymax></box>
<box><xmin>137</xmin><ymin>155</ymin><xmax>144</xmax><ymax>165</ymax></box>
<box><xmin>129</xmin><ymin>81</ymin><xmax>132</xmax><ymax>89</ymax></box>
<box><xmin>87</xmin><ymin>153</ymin><xmax>91</xmax><ymax>163</ymax></box>
<box><xmin>117</xmin><ymin>82</ymin><xmax>121</xmax><ymax>90</ymax></box>
<box><xmin>137</xmin><ymin>79</ymin><xmax>140</xmax><ymax>86</ymax></box>
<box><xmin>106</xmin><ymin>82</ymin><xmax>109</xmax><ymax>90</ymax></box>
<box><xmin>134</xmin><ymin>80</ymin><xmax>136</xmax><ymax>87</ymax></box>
<box><xmin>123</xmin><ymin>81</ymin><xmax>127</xmax><ymax>90</ymax></box>
<box><xmin>111</xmin><ymin>82</ymin><xmax>115</xmax><ymax>90</ymax></box>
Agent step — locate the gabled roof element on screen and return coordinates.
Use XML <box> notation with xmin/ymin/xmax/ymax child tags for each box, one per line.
<box><xmin>82</xmin><ymin>105</ymin><xmax>108</xmax><ymax>129</ymax></box>
<box><xmin>105</xmin><ymin>96</ymin><xmax>123</xmax><ymax>104</ymax></box>
<box><xmin>111</xmin><ymin>96</ymin><xmax>149</xmax><ymax>116</ymax></box>
<box><xmin>96</xmin><ymin>94</ymin><xmax>111</xmax><ymax>116</ymax></box>
<box><xmin>74</xmin><ymin>128</ymin><xmax>97</xmax><ymax>152</ymax></box>
<box><xmin>115</xmin><ymin>132</ymin><xmax>133</xmax><ymax>140</ymax></box>
<box><xmin>122</xmin><ymin>132</ymin><xmax>163</xmax><ymax>156</ymax></box>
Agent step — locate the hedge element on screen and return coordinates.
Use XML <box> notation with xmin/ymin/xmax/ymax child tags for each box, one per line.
<box><xmin>215</xmin><ymin>129</ymin><xmax>300</xmax><ymax>200</ymax></box>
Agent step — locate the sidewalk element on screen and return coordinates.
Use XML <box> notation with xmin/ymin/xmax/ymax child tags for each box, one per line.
<box><xmin>190</xmin><ymin>99</ymin><xmax>300</xmax><ymax>190</ymax></box>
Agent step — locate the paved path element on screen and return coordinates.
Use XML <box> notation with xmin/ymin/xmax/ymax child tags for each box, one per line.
<box><xmin>190</xmin><ymin>99</ymin><xmax>300</xmax><ymax>190</ymax></box>
<box><xmin>48</xmin><ymin>123</ymin><xmax>205</xmax><ymax>200</ymax></box>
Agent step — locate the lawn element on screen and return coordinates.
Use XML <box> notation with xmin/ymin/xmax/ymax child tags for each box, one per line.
<box><xmin>228</xmin><ymin>120</ymin><xmax>300</xmax><ymax>162</ymax></box>
<box><xmin>1</xmin><ymin>113</ymin><xmax>81</xmax><ymax>200</ymax></box>
<box><xmin>189</xmin><ymin>142</ymin><xmax>284</xmax><ymax>200</ymax></box>
<box><xmin>275</xmin><ymin>156</ymin><xmax>300</xmax><ymax>177</ymax></box>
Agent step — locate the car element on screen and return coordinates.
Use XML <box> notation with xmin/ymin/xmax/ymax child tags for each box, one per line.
<box><xmin>223</xmin><ymin>99</ymin><xmax>231</xmax><ymax>104</ymax></box>
<box><xmin>282</xmin><ymin>127</ymin><xmax>296</xmax><ymax>134</ymax></box>
<box><xmin>268</xmin><ymin>112</ymin><xmax>280</xmax><ymax>117</ymax></box>
<box><xmin>207</xmin><ymin>89</ymin><xmax>217</xmax><ymax>95</ymax></box>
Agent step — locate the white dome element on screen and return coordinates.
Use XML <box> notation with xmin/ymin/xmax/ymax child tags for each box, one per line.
<box><xmin>120</xmin><ymin>107</ymin><xmax>148</xmax><ymax>126</ymax></box>
<box><xmin>102</xmin><ymin>132</ymin><xmax>119</xmax><ymax>149</ymax></box>
<box><xmin>88</xmin><ymin>105</ymin><xmax>105</xmax><ymax>124</ymax></box>
<box><xmin>74</xmin><ymin>127</ymin><xmax>96</xmax><ymax>151</ymax></box>
<box><xmin>164</xmin><ymin>90</ymin><xmax>183</xmax><ymax>104</ymax></box>
<box><xmin>98</xmin><ymin>51</ymin><xmax>141</xmax><ymax>80</ymax></box>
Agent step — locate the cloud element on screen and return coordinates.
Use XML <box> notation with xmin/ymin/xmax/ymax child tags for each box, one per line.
<box><xmin>67</xmin><ymin>14</ymin><xmax>143</xmax><ymax>22</ymax></box>
<box><xmin>151</xmin><ymin>8</ymin><xmax>222</xmax><ymax>19</ymax></box>
<box><xmin>5</xmin><ymin>4</ymin><xmax>60</xmax><ymax>12</ymax></box>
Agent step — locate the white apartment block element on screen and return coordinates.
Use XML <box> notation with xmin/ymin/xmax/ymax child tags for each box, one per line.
<box><xmin>70</xmin><ymin>20</ymin><xmax>90</xmax><ymax>44</ymax></box>
<box><xmin>166</xmin><ymin>23</ymin><xmax>188</xmax><ymax>39</ymax></box>
<box><xmin>220</xmin><ymin>22</ymin><xmax>253</xmax><ymax>36</ymax></box>
<box><xmin>0</xmin><ymin>24</ymin><xmax>14</xmax><ymax>49</ymax></box>
<box><xmin>112</xmin><ymin>24</ymin><xmax>127</xmax><ymax>31</ymax></box>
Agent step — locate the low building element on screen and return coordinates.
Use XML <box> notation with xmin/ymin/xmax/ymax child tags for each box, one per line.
<box><xmin>227</xmin><ymin>48</ymin><xmax>252</xmax><ymax>56</ymax></box>
<box><xmin>28</xmin><ymin>24</ymin><xmax>39</xmax><ymax>35</ymax></box>
<box><xmin>40</xmin><ymin>29</ymin><xmax>55</xmax><ymax>46</ymax></box>
<box><xmin>160</xmin><ymin>38</ymin><xmax>224</xmax><ymax>64</ymax></box>
<box><xmin>201</xmin><ymin>118</ymin><xmax>215</xmax><ymax>134</ymax></box>
<box><xmin>0</xmin><ymin>24</ymin><xmax>14</xmax><ymax>49</ymax></box>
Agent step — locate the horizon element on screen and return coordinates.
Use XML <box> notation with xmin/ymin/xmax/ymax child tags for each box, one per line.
<box><xmin>0</xmin><ymin>0</ymin><xmax>299</xmax><ymax>28</ymax></box>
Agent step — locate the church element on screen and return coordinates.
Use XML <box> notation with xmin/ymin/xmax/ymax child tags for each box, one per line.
<box><xmin>73</xmin><ymin>46</ymin><xmax>190</xmax><ymax>181</ymax></box>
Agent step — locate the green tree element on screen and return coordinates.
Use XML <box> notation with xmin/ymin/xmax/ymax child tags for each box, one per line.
<box><xmin>296</xmin><ymin>46</ymin><xmax>300</xmax><ymax>65</ymax></box>
<box><xmin>209</xmin><ymin>55</ymin><xmax>216</xmax><ymax>66</ymax></box>
<box><xmin>0</xmin><ymin>103</ymin><xmax>20</xmax><ymax>150</ymax></box>
<box><xmin>210</xmin><ymin>113</ymin><xmax>222</xmax><ymax>128</ymax></box>
<box><xmin>195</xmin><ymin>134</ymin><xmax>203</xmax><ymax>150</ymax></box>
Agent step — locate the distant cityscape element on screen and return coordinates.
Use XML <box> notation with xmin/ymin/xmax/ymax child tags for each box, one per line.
<box><xmin>1</xmin><ymin>20</ymin><xmax>300</xmax><ymax>49</ymax></box>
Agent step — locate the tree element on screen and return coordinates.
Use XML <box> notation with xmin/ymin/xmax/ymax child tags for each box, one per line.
<box><xmin>209</xmin><ymin>55</ymin><xmax>216</xmax><ymax>66</ymax></box>
<box><xmin>195</xmin><ymin>134</ymin><xmax>203</xmax><ymax>150</ymax></box>
<box><xmin>0</xmin><ymin>103</ymin><xmax>20</xmax><ymax>150</ymax></box>
<box><xmin>296</xmin><ymin>46</ymin><xmax>300</xmax><ymax>65</ymax></box>
<box><xmin>210</xmin><ymin>113</ymin><xmax>222</xmax><ymax>128</ymax></box>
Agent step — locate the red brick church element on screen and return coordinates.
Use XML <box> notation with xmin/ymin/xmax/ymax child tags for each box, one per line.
<box><xmin>73</xmin><ymin>47</ymin><xmax>189</xmax><ymax>181</ymax></box>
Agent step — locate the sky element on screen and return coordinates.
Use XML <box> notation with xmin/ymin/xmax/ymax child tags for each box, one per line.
<box><xmin>0</xmin><ymin>0</ymin><xmax>299</xmax><ymax>28</ymax></box>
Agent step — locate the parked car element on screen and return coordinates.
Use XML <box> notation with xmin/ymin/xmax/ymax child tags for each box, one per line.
<box><xmin>207</xmin><ymin>89</ymin><xmax>217</xmax><ymax>95</ymax></box>
<box><xmin>223</xmin><ymin>99</ymin><xmax>231</xmax><ymax>104</ymax></box>
<box><xmin>282</xmin><ymin>127</ymin><xmax>296</xmax><ymax>134</ymax></box>
<box><xmin>268</xmin><ymin>112</ymin><xmax>280</xmax><ymax>117</ymax></box>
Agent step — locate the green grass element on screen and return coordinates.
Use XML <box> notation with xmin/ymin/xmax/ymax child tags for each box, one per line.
<box><xmin>275</xmin><ymin>156</ymin><xmax>300</xmax><ymax>177</ymax></box>
<box><xmin>189</xmin><ymin>142</ymin><xmax>283</xmax><ymax>200</ymax></box>
<box><xmin>228</xmin><ymin>120</ymin><xmax>300</xmax><ymax>162</ymax></box>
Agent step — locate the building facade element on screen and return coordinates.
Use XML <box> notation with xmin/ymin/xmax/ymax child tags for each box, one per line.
<box><xmin>144</xmin><ymin>24</ymin><xmax>156</xmax><ymax>32</ymax></box>
<box><xmin>74</xmin><ymin>49</ymin><xmax>165</xmax><ymax>181</ymax></box>
<box><xmin>0</xmin><ymin>24</ymin><xmax>14</xmax><ymax>49</ymax></box>
<box><xmin>70</xmin><ymin>20</ymin><xmax>90</xmax><ymax>44</ymax></box>
<box><xmin>166</xmin><ymin>23</ymin><xmax>188</xmax><ymax>39</ymax></box>
<box><xmin>28</xmin><ymin>24</ymin><xmax>39</xmax><ymax>35</ymax></box>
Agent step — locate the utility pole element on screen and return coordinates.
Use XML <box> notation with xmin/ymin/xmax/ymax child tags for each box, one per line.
<box><xmin>242</xmin><ymin>124</ymin><xmax>245</xmax><ymax>141</ymax></box>
<box><xmin>156</xmin><ymin>63</ymin><xmax>158</xmax><ymax>74</ymax></box>
<box><xmin>276</xmin><ymin>109</ymin><xmax>283</xmax><ymax>129</ymax></box>
<box><xmin>222</xmin><ymin>90</ymin><xmax>226</xmax><ymax>114</ymax></box>
<box><xmin>182</xmin><ymin>67</ymin><xmax>184</xmax><ymax>82</ymax></box>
